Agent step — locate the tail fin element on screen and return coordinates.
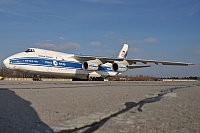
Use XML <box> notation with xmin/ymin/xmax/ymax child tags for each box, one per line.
<box><xmin>118</xmin><ymin>44</ymin><xmax>128</xmax><ymax>58</ymax></box>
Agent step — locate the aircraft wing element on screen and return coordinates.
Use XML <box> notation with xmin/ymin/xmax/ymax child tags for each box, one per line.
<box><xmin>128</xmin><ymin>65</ymin><xmax>151</xmax><ymax>69</ymax></box>
<box><xmin>74</xmin><ymin>55</ymin><xmax>194</xmax><ymax>66</ymax></box>
<box><xmin>125</xmin><ymin>59</ymin><xmax>194</xmax><ymax>66</ymax></box>
<box><xmin>74</xmin><ymin>55</ymin><xmax>123</xmax><ymax>63</ymax></box>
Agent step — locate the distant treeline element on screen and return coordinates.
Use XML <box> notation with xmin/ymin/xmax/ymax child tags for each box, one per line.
<box><xmin>0</xmin><ymin>66</ymin><xmax>199</xmax><ymax>81</ymax></box>
<box><xmin>0</xmin><ymin>66</ymin><xmax>30</xmax><ymax>78</ymax></box>
<box><xmin>108</xmin><ymin>75</ymin><xmax>200</xmax><ymax>81</ymax></box>
<box><xmin>108</xmin><ymin>75</ymin><xmax>157</xmax><ymax>81</ymax></box>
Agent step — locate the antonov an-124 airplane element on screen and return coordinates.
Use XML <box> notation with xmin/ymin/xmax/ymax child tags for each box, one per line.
<box><xmin>3</xmin><ymin>44</ymin><xmax>194</xmax><ymax>81</ymax></box>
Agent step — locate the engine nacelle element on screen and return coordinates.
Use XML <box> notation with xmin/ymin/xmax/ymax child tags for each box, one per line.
<box><xmin>112</xmin><ymin>62</ymin><xmax>128</xmax><ymax>72</ymax></box>
<box><xmin>82</xmin><ymin>59</ymin><xmax>102</xmax><ymax>71</ymax></box>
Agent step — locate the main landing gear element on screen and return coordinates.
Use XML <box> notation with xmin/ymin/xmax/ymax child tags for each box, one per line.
<box><xmin>72</xmin><ymin>77</ymin><xmax>104</xmax><ymax>81</ymax></box>
<box><xmin>33</xmin><ymin>75</ymin><xmax>41</xmax><ymax>81</ymax></box>
<box><xmin>88</xmin><ymin>76</ymin><xmax>104</xmax><ymax>81</ymax></box>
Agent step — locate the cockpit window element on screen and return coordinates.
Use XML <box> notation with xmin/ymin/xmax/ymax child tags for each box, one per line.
<box><xmin>25</xmin><ymin>48</ymin><xmax>35</xmax><ymax>52</ymax></box>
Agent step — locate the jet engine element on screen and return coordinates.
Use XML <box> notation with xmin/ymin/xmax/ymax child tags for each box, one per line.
<box><xmin>82</xmin><ymin>59</ymin><xmax>102</xmax><ymax>71</ymax></box>
<box><xmin>112</xmin><ymin>62</ymin><xmax>128</xmax><ymax>72</ymax></box>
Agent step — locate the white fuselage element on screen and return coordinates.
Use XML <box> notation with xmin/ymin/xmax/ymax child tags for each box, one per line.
<box><xmin>3</xmin><ymin>48</ymin><xmax>120</xmax><ymax>79</ymax></box>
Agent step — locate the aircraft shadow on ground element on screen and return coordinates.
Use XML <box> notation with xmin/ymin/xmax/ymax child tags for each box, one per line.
<box><xmin>0</xmin><ymin>85</ymin><xmax>193</xmax><ymax>133</ymax></box>
<box><xmin>58</xmin><ymin>96</ymin><xmax>162</xmax><ymax>133</ymax></box>
<box><xmin>0</xmin><ymin>89</ymin><xmax>54</xmax><ymax>133</ymax></box>
<box><xmin>58</xmin><ymin>86</ymin><xmax>191</xmax><ymax>133</ymax></box>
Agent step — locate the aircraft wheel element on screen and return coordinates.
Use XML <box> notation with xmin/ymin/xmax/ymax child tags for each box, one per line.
<box><xmin>88</xmin><ymin>77</ymin><xmax>93</xmax><ymax>81</ymax></box>
<box><xmin>33</xmin><ymin>75</ymin><xmax>41</xmax><ymax>81</ymax></box>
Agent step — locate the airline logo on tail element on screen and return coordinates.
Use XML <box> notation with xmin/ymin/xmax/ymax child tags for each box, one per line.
<box><xmin>121</xmin><ymin>51</ymin><xmax>126</xmax><ymax>58</ymax></box>
<box><xmin>118</xmin><ymin>44</ymin><xmax>128</xmax><ymax>58</ymax></box>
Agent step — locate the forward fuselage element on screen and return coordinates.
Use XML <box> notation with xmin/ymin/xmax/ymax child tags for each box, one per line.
<box><xmin>3</xmin><ymin>48</ymin><xmax>120</xmax><ymax>80</ymax></box>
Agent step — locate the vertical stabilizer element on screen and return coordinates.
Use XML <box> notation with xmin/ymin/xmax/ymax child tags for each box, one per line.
<box><xmin>118</xmin><ymin>44</ymin><xmax>128</xmax><ymax>58</ymax></box>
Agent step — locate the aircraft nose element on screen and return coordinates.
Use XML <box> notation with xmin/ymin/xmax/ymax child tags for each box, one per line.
<box><xmin>3</xmin><ymin>58</ymin><xmax>10</xmax><ymax>68</ymax></box>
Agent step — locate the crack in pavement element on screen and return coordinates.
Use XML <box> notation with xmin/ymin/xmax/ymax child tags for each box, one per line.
<box><xmin>57</xmin><ymin>85</ymin><xmax>195</xmax><ymax>133</ymax></box>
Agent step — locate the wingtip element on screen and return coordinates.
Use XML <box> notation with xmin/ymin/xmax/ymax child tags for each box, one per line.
<box><xmin>190</xmin><ymin>63</ymin><xmax>196</xmax><ymax>66</ymax></box>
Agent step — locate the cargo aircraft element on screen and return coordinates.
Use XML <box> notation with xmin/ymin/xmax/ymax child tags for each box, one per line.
<box><xmin>3</xmin><ymin>44</ymin><xmax>194</xmax><ymax>81</ymax></box>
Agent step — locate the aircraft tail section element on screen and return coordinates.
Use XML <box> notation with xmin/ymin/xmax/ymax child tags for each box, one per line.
<box><xmin>118</xmin><ymin>44</ymin><xmax>128</xmax><ymax>58</ymax></box>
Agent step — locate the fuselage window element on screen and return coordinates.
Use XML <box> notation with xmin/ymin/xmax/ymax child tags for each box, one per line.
<box><xmin>25</xmin><ymin>49</ymin><xmax>35</xmax><ymax>52</ymax></box>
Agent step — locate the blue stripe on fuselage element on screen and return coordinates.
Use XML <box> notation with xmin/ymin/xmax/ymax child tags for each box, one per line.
<box><xmin>9</xmin><ymin>57</ymin><xmax>113</xmax><ymax>72</ymax></box>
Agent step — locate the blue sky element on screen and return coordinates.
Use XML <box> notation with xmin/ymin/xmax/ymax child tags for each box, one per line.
<box><xmin>0</xmin><ymin>0</ymin><xmax>200</xmax><ymax>77</ymax></box>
